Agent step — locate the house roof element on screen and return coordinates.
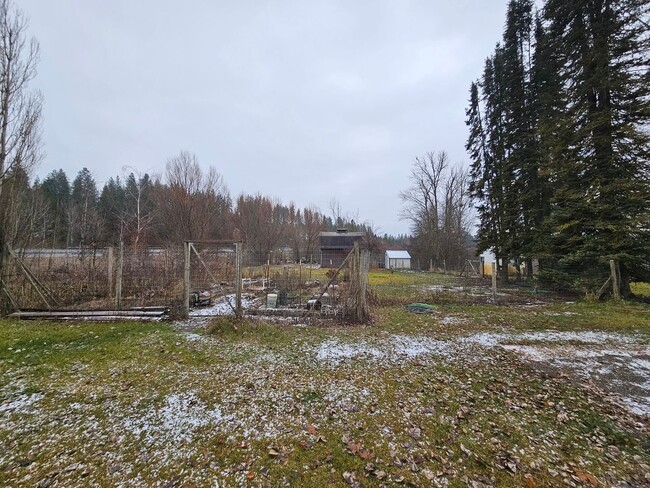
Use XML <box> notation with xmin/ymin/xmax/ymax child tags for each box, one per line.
<box><xmin>386</xmin><ymin>250</ymin><xmax>411</xmax><ymax>259</ymax></box>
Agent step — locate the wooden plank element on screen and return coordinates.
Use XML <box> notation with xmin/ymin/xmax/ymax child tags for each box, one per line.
<box><xmin>597</xmin><ymin>276</ymin><xmax>612</xmax><ymax>300</ymax></box>
<box><xmin>183</xmin><ymin>240</ymin><xmax>242</xmax><ymax>245</ymax></box>
<box><xmin>10</xmin><ymin>310</ymin><xmax>167</xmax><ymax>318</ymax></box>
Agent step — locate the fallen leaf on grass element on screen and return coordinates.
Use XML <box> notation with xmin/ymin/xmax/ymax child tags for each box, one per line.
<box><xmin>574</xmin><ymin>468</ymin><xmax>598</xmax><ymax>486</ymax></box>
<box><xmin>460</xmin><ymin>444</ymin><xmax>472</xmax><ymax>457</ymax></box>
<box><xmin>347</xmin><ymin>442</ymin><xmax>361</xmax><ymax>455</ymax></box>
<box><xmin>343</xmin><ymin>471</ymin><xmax>360</xmax><ymax>487</ymax></box>
<box><xmin>409</xmin><ymin>427</ymin><xmax>422</xmax><ymax>440</ymax></box>
<box><xmin>524</xmin><ymin>473</ymin><xmax>535</xmax><ymax>487</ymax></box>
<box><xmin>306</xmin><ymin>423</ymin><xmax>318</xmax><ymax>435</ymax></box>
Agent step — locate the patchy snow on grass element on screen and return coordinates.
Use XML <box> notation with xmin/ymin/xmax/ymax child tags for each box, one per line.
<box><xmin>464</xmin><ymin>330</ymin><xmax>640</xmax><ymax>347</ymax></box>
<box><xmin>190</xmin><ymin>294</ymin><xmax>262</xmax><ymax>317</ymax></box>
<box><xmin>389</xmin><ymin>334</ymin><xmax>454</xmax><ymax>358</ymax></box>
<box><xmin>314</xmin><ymin>334</ymin><xmax>479</xmax><ymax>366</ymax></box>
<box><xmin>182</xmin><ymin>331</ymin><xmax>213</xmax><ymax>344</ymax></box>
<box><xmin>439</xmin><ymin>316</ymin><xmax>466</xmax><ymax>326</ymax></box>
<box><xmin>311</xmin><ymin>330</ymin><xmax>650</xmax><ymax>417</ymax></box>
<box><xmin>500</xmin><ymin>342</ymin><xmax>650</xmax><ymax>417</ymax></box>
<box><xmin>0</xmin><ymin>378</ymin><xmax>44</xmax><ymax>415</ymax></box>
<box><xmin>122</xmin><ymin>392</ymin><xmax>227</xmax><ymax>443</ymax></box>
<box><xmin>0</xmin><ymin>391</ymin><xmax>44</xmax><ymax>414</ymax></box>
<box><xmin>315</xmin><ymin>339</ymin><xmax>384</xmax><ymax>363</ymax></box>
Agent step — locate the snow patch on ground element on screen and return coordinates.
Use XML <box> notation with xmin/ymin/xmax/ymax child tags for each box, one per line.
<box><xmin>499</xmin><ymin>341</ymin><xmax>650</xmax><ymax>417</ymax></box>
<box><xmin>464</xmin><ymin>330</ymin><xmax>640</xmax><ymax>347</ymax></box>
<box><xmin>311</xmin><ymin>330</ymin><xmax>650</xmax><ymax>417</ymax></box>
<box><xmin>316</xmin><ymin>339</ymin><xmax>384</xmax><ymax>363</ymax></box>
<box><xmin>122</xmin><ymin>392</ymin><xmax>227</xmax><ymax>444</ymax></box>
<box><xmin>439</xmin><ymin>316</ymin><xmax>466</xmax><ymax>326</ymax></box>
<box><xmin>0</xmin><ymin>392</ymin><xmax>44</xmax><ymax>413</ymax></box>
<box><xmin>190</xmin><ymin>294</ymin><xmax>261</xmax><ymax>317</ymax></box>
<box><xmin>389</xmin><ymin>334</ymin><xmax>453</xmax><ymax>357</ymax></box>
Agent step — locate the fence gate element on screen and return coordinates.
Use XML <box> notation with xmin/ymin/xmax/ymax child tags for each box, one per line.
<box><xmin>183</xmin><ymin>241</ymin><xmax>242</xmax><ymax>319</ymax></box>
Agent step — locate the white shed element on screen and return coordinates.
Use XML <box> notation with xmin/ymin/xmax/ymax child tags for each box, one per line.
<box><xmin>385</xmin><ymin>250</ymin><xmax>411</xmax><ymax>270</ymax></box>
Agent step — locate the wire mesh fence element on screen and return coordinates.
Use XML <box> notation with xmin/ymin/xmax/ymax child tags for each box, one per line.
<box><xmin>4</xmin><ymin>243</ymin><xmax>636</xmax><ymax>320</ymax></box>
<box><xmin>1</xmin><ymin>246</ymin><xmax>185</xmax><ymax>313</ymax></box>
<box><xmin>1</xmin><ymin>243</ymin><xmax>371</xmax><ymax>322</ymax></box>
<box><xmin>2</xmin><ymin>248</ymin><xmax>112</xmax><ymax>310</ymax></box>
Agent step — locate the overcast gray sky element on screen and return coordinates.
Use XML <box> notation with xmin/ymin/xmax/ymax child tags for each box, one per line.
<box><xmin>22</xmin><ymin>0</ymin><xmax>510</xmax><ymax>236</ymax></box>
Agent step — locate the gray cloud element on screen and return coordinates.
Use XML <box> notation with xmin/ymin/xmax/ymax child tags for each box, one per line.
<box><xmin>24</xmin><ymin>0</ymin><xmax>508</xmax><ymax>235</ymax></box>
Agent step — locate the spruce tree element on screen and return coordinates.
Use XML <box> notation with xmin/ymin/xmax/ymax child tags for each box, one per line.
<box><xmin>543</xmin><ymin>0</ymin><xmax>650</xmax><ymax>293</ymax></box>
<box><xmin>38</xmin><ymin>169</ymin><xmax>71</xmax><ymax>247</ymax></box>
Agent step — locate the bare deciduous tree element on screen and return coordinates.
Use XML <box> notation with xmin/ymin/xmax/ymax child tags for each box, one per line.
<box><xmin>122</xmin><ymin>167</ymin><xmax>154</xmax><ymax>247</ymax></box>
<box><xmin>0</xmin><ymin>0</ymin><xmax>42</xmax><ymax>312</ymax></box>
<box><xmin>232</xmin><ymin>194</ymin><xmax>285</xmax><ymax>264</ymax></box>
<box><xmin>154</xmin><ymin>151</ymin><xmax>230</xmax><ymax>243</ymax></box>
<box><xmin>400</xmin><ymin>151</ymin><xmax>473</xmax><ymax>270</ymax></box>
<box><xmin>0</xmin><ymin>0</ymin><xmax>41</xmax><ymax>189</ymax></box>
<box><xmin>302</xmin><ymin>206</ymin><xmax>323</xmax><ymax>262</ymax></box>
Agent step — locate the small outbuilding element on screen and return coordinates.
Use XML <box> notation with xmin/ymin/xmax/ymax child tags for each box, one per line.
<box><xmin>319</xmin><ymin>229</ymin><xmax>365</xmax><ymax>268</ymax></box>
<box><xmin>385</xmin><ymin>250</ymin><xmax>411</xmax><ymax>270</ymax></box>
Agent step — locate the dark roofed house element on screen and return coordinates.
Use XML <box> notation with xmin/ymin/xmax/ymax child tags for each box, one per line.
<box><xmin>319</xmin><ymin>229</ymin><xmax>365</xmax><ymax>268</ymax></box>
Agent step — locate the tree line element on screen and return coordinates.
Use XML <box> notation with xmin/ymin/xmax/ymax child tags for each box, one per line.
<box><xmin>466</xmin><ymin>0</ymin><xmax>650</xmax><ymax>293</ymax></box>
<box><xmin>4</xmin><ymin>150</ymin><xmax>379</xmax><ymax>263</ymax></box>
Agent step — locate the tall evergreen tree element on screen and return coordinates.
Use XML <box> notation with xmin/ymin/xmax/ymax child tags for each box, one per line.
<box><xmin>543</xmin><ymin>0</ymin><xmax>650</xmax><ymax>292</ymax></box>
<box><xmin>467</xmin><ymin>47</ymin><xmax>512</xmax><ymax>277</ymax></box>
<box><xmin>38</xmin><ymin>169</ymin><xmax>70</xmax><ymax>247</ymax></box>
<box><xmin>98</xmin><ymin>176</ymin><xmax>125</xmax><ymax>244</ymax></box>
<box><xmin>467</xmin><ymin>0</ymin><xmax>649</xmax><ymax>293</ymax></box>
<box><xmin>70</xmin><ymin>168</ymin><xmax>102</xmax><ymax>247</ymax></box>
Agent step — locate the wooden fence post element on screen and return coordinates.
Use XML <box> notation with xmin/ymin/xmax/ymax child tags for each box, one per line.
<box><xmin>610</xmin><ymin>259</ymin><xmax>620</xmax><ymax>300</ymax></box>
<box><xmin>492</xmin><ymin>262</ymin><xmax>497</xmax><ymax>303</ymax></box>
<box><xmin>107</xmin><ymin>247</ymin><xmax>114</xmax><ymax>298</ymax></box>
<box><xmin>183</xmin><ymin>241</ymin><xmax>191</xmax><ymax>319</ymax></box>
<box><xmin>115</xmin><ymin>242</ymin><xmax>123</xmax><ymax>309</ymax></box>
<box><xmin>235</xmin><ymin>242</ymin><xmax>242</xmax><ymax>319</ymax></box>
<box><xmin>346</xmin><ymin>243</ymin><xmax>370</xmax><ymax>323</ymax></box>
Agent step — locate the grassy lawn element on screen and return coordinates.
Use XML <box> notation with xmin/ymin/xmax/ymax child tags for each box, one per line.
<box><xmin>2</xmin><ymin>271</ymin><xmax>650</xmax><ymax>487</ymax></box>
<box><xmin>632</xmin><ymin>282</ymin><xmax>650</xmax><ymax>298</ymax></box>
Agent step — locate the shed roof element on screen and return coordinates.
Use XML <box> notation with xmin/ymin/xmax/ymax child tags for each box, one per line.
<box><xmin>386</xmin><ymin>250</ymin><xmax>411</xmax><ymax>259</ymax></box>
<box><xmin>319</xmin><ymin>231</ymin><xmax>365</xmax><ymax>237</ymax></box>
